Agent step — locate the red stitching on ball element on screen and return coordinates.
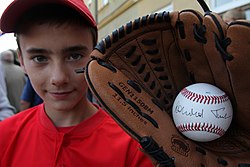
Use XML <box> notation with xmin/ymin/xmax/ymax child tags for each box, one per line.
<box><xmin>180</xmin><ymin>88</ymin><xmax>229</xmax><ymax>105</ymax></box>
<box><xmin>177</xmin><ymin>122</ymin><xmax>225</xmax><ymax>137</ymax></box>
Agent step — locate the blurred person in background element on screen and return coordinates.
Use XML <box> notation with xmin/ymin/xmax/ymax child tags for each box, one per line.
<box><xmin>9</xmin><ymin>49</ymin><xmax>21</xmax><ymax>66</ymax></box>
<box><xmin>0</xmin><ymin>60</ymin><xmax>15</xmax><ymax>120</ymax></box>
<box><xmin>20</xmin><ymin>76</ymin><xmax>43</xmax><ymax>111</ymax></box>
<box><xmin>1</xmin><ymin>50</ymin><xmax>26</xmax><ymax>112</ymax></box>
<box><xmin>222</xmin><ymin>8</ymin><xmax>246</xmax><ymax>24</ymax></box>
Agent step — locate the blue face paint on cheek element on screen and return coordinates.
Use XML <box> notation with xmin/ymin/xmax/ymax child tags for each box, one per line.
<box><xmin>75</xmin><ymin>67</ymin><xmax>85</xmax><ymax>74</ymax></box>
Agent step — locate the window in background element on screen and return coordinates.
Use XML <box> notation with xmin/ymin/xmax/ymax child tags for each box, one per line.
<box><xmin>87</xmin><ymin>0</ymin><xmax>92</xmax><ymax>6</ymax></box>
<box><xmin>103</xmin><ymin>0</ymin><xmax>108</xmax><ymax>6</ymax></box>
<box><xmin>209</xmin><ymin>0</ymin><xmax>250</xmax><ymax>13</ymax></box>
<box><xmin>214</xmin><ymin>0</ymin><xmax>233</xmax><ymax>7</ymax></box>
<box><xmin>98</xmin><ymin>0</ymin><xmax>109</xmax><ymax>10</ymax></box>
<box><xmin>245</xmin><ymin>8</ymin><xmax>250</xmax><ymax>20</ymax></box>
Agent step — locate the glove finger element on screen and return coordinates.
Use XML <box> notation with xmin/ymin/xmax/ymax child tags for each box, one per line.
<box><xmin>202</xmin><ymin>11</ymin><xmax>250</xmax><ymax>140</ymax></box>
<box><xmin>203</xmin><ymin>12</ymin><xmax>234</xmax><ymax>104</ymax></box>
<box><xmin>176</xmin><ymin>9</ymin><xmax>215</xmax><ymax>84</ymax></box>
<box><xmin>226</xmin><ymin>21</ymin><xmax>250</xmax><ymax>132</ymax></box>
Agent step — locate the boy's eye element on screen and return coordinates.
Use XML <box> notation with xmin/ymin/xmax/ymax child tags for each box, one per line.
<box><xmin>67</xmin><ymin>54</ymin><xmax>83</xmax><ymax>61</ymax></box>
<box><xmin>32</xmin><ymin>56</ymin><xmax>48</xmax><ymax>63</ymax></box>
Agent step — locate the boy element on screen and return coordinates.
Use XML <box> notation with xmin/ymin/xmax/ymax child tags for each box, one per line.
<box><xmin>0</xmin><ymin>0</ymin><xmax>153</xmax><ymax>166</ymax></box>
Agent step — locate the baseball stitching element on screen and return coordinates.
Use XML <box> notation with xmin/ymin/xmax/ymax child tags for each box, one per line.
<box><xmin>177</xmin><ymin>122</ymin><xmax>225</xmax><ymax>137</ymax></box>
<box><xmin>180</xmin><ymin>88</ymin><xmax>229</xmax><ymax>104</ymax></box>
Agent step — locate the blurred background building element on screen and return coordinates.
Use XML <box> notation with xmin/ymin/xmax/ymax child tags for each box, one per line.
<box><xmin>84</xmin><ymin>0</ymin><xmax>250</xmax><ymax>40</ymax></box>
<box><xmin>0</xmin><ymin>0</ymin><xmax>249</xmax><ymax>51</ymax></box>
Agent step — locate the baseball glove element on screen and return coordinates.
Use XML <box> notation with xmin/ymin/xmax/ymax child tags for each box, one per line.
<box><xmin>82</xmin><ymin>0</ymin><xmax>250</xmax><ymax>166</ymax></box>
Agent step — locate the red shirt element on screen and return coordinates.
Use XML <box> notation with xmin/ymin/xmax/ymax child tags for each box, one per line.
<box><xmin>0</xmin><ymin>104</ymin><xmax>153</xmax><ymax>167</ymax></box>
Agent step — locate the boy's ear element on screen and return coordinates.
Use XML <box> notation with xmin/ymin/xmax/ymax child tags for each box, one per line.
<box><xmin>17</xmin><ymin>50</ymin><xmax>27</xmax><ymax>74</ymax></box>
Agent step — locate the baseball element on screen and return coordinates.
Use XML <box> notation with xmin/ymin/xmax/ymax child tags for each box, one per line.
<box><xmin>172</xmin><ymin>83</ymin><xmax>233</xmax><ymax>142</ymax></box>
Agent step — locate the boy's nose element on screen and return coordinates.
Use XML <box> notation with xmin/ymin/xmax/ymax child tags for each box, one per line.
<box><xmin>50</xmin><ymin>65</ymin><xmax>70</xmax><ymax>86</ymax></box>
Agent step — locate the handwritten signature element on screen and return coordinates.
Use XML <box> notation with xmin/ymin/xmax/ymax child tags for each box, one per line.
<box><xmin>211</xmin><ymin>108</ymin><xmax>231</xmax><ymax>119</ymax></box>
<box><xmin>174</xmin><ymin>102</ymin><xmax>204</xmax><ymax>118</ymax></box>
<box><xmin>174</xmin><ymin>101</ymin><xmax>232</xmax><ymax>119</ymax></box>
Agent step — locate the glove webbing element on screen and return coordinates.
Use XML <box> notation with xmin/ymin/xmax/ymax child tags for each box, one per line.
<box><xmin>94</xmin><ymin>11</ymin><xmax>171</xmax><ymax>55</ymax></box>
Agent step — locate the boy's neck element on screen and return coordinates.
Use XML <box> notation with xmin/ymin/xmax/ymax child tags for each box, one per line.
<box><xmin>44</xmin><ymin>99</ymin><xmax>98</xmax><ymax>127</ymax></box>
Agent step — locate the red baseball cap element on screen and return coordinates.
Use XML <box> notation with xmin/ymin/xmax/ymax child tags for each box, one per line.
<box><xmin>0</xmin><ymin>0</ymin><xmax>97</xmax><ymax>33</ymax></box>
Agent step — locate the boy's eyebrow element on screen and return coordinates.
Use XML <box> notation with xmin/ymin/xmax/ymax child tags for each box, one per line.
<box><xmin>62</xmin><ymin>45</ymin><xmax>89</xmax><ymax>53</ymax></box>
<box><xmin>26</xmin><ymin>48</ymin><xmax>51</xmax><ymax>54</ymax></box>
<box><xmin>25</xmin><ymin>45</ymin><xmax>89</xmax><ymax>54</ymax></box>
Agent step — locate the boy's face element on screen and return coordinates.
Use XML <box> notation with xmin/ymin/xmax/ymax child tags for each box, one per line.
<box><xmin>18</xmin><ymin>23</ymin><xmax>93</xmax><ymax>112</ymax></box>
